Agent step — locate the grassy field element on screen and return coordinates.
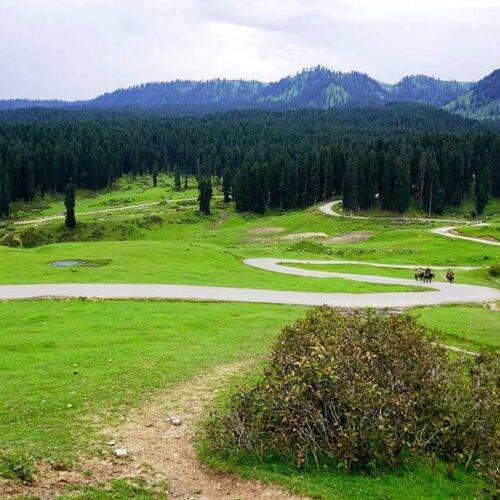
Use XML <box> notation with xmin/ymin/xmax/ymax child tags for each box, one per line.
<box><xmin>0</xmin><ymin>300</ymin><xmax>306</xmax><ymax>463</ymax></box>
<box><xmin>201</xmin><ymin>433</ymin><xmax>490</xmax><ymax>499</ymax></box>
<box><xmin>409</xmin><ymin>303</ymin><xmax>500</xmax><ymax>351</ymax></box>
<box><xmin>456</xmin><ymin>223</ymin><xmax>500</xmax><ymax>241</ymax></box>
<box><xmin>0</xmin><ymin>175</ymin><xmax>498</xmax><ymax>497</ymax></box>
<box><xmin>0</xmin><ymin>299</ymin><xmax>497</xmax><ymax>497</ymax></box>
<box><xmin>8</xmin><ymin>174</ymin><xmax>199</xmax><ymax>220</ymax></box>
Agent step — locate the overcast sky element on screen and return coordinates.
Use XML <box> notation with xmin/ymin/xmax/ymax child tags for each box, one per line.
<box><xmin>0</xmin><ymin>0</ymin><xmax>498</xmax><ymax>100</ymax></box>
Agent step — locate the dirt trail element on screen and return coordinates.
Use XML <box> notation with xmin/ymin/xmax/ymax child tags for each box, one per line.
<box><xmin>2</xmin><ymin>361</ymin><xmax>307</xmax><ymax>499</ymax></box>
<box><xmin>12</xmin><ymin>197</ymin><xmax>199</xmax><ymax>226</ymax></box>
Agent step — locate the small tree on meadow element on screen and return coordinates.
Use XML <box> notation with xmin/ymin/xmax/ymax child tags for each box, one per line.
<box><xmin>152</xmin><ymin>161</ymin><xmax>159</xmax><ymax>187</ymax></box>
<box><xmin>174</xmin><ymin>165</ymin><xmax>182</xmax><ymax>191</ymax></box>
<box><xmin>198</xmin><ymin>176</ymin><xmax>212</xmax><ymax>216</ymax></box>
<box><xmin>64</xmin><ymin>179</ymin><xmax>76</xmax><ymax>229</ymax></box>
<box><xmin>222</xmin><ymin>168</ymin><xmax>232</xmax><ymax>203</ymax></box>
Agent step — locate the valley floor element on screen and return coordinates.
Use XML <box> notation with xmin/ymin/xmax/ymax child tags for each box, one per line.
<box><xmin>0</xmin><ymin>174</ymin><xmax>498</xmax><ymax>498</ymax></box>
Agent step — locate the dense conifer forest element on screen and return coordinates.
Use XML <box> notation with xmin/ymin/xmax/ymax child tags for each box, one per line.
<box><xmin>0</xmin><ymin>103</ymin><xmax>498</xmax><ymax>218</ymax></box>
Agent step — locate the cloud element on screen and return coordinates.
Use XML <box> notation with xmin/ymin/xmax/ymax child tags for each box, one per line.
<box><xmin>0</xmin><ymin>0</ymin><xmax>498</xmax><ymax>99</ymax></box>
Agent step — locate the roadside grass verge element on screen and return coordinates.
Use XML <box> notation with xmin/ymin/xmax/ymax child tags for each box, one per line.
<box><xmin>280</xmin><ymin>262</ymin><xmax>500</xmax><ymax>289</ymax></box>
<box><xmin>409</xmin><ymin>303</ymin><xmax>500</xmax><ymax>352</ymax></box>
<box><xmin>456</xmin><ymin>223</ymin><xmax>500</xmax><ymax>242</ymax></box>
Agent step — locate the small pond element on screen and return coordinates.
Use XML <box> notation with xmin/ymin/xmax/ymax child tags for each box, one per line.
<box><xmin>48</xmin><ymin>260</ymin><xmax>110</xmax><ymax>268</ymax></box>
<box><xmin>49</xmin><ymin>260</ymin><xmax>86</xmax><ymax>267</ymax></box>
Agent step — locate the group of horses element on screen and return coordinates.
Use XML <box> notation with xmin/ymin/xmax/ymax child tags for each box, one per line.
<box><xmin>414</xmin><ymin>268</ymin><xmax>455</xmax><ymax>283</ymax></box>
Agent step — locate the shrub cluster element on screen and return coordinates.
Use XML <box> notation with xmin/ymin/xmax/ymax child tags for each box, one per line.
<box><xmin>489</xmin><ymin>263</ymin><xmax>500</xmax><ymax>277</ymax></box>
<box><xmin>207</xmin><ymin>308</ymin><xmax>499</xmax><ymax>486</ymax></box>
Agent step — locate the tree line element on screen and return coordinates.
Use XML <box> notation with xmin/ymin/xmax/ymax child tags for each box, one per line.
<box><xmin>0</xmin><ymin>106</ymin><xmax>498</xmax><ymax>218</ymax></box>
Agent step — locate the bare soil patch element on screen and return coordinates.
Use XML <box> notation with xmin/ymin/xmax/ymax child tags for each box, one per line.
<box><xmin>282</xmin><ymin>232</ymin><xmax>328</xmax><ymax>241</ymax></box>
<box><xmin>2</xmin><ymin>362</ymin><xmax>307</xmax><ymax>499</ymax></box>
<box><xmin>327</xmin><ymin>231</ymin><xmax>373</xmax><ymax>244</ymax></box>
<box><xmin>247</xmin><ymin>226</ymin><xmax>285</xmax><ymax>235</ymax></box>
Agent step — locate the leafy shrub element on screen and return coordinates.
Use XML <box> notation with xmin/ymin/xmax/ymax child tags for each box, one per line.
<box><xmin>207</xmin><ymin>308</ymin><xmax>499</xmax><ymax>485</ymax></box>
<box><xmin>0</xmin><ymin>451</ymin><xmax>34</xmax><ymax>483</ymax></box>
<box><xmin>489</xmin><ymin>263</ymin><xmax>500</xmax><ymax>277</ymax></box>
<box><xmin>135</xmin><ymin>214</ymin><xmax>164</xmax><ymax>228</ymax></box>
<box><xmin>0</xmin><ymin>232</ymin><xmax>20</xmax><ymax>247</ymax></box>
<box><xmin>18</xmin><ymin>227</ymin><xmax>50</xmax><ymax>248</ymax></box>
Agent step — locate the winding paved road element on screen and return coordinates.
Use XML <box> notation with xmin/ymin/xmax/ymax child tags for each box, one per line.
<box><xmin>321</xmin><ymin>200</ymin><xmax>500</xmax><ymax>246</ymax></box>
<box><xmin>1</xmin><ymin>200</ymin><xmax>498</xmax><ymax>308</ymax></box>
<box><xmin>0</xmin><ymin>257</ymin><xmax>498</xmax><ymax>307</ymax></box>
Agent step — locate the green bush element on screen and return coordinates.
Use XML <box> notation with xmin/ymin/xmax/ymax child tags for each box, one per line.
<box><xmin>489</xmin><ymin>263</ymin><xmax>500</xmax><ymax>277</ymax></box>
<box><xmin>206</xmin><ymin>308</ymin><xmax>499</xmax><ymax>486</ymax></box>
<box><xmin>0</xmin><ymin>232</ymin><xmax>20</xmax><ymax>247</ymax></box>
<box><xmin>18</xmin><ymin>227</ymin><xmax>50</xmax><ymax>248</ymax></box>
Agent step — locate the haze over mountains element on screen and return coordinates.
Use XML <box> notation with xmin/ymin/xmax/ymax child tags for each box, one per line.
<box><xmin>1</xmin><ymin>67</ymin><xmax>499</xmax><ymax>120</ymax></box>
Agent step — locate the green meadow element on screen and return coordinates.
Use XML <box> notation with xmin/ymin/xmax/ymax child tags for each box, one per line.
<box><xmin>0</xmin><ymin>175</ymin><xmax>498</xmax><ymax>497</ymax></box>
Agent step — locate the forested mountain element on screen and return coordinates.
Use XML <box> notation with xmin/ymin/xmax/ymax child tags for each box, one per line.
<box><xmin>0</xmin><ymin>67</ymin><xmax>483</xmax><ymax>114</ymax></box>
<box><xmin>387</xmin><ymin>75</ymin><xmax>471</xmax><ymax>107</ymax></box>
<box><xmin>444</xmin><ymin>70</ymin><xmax>500</xmax><ymax>121</ymax></box>
<box><xmin>0</xmin><ymin>104</ymin><xmax>498</xmax><ymax>222</ymax></box>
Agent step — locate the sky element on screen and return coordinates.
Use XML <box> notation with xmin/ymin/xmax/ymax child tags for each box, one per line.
<box><xmin>0</xmin><ymin>0</ymin><xmax>498</xmax><ymax>100</ymax></box>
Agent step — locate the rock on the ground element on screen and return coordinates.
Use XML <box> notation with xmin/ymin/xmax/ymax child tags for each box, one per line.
<box><xmin>114</xmin><ymin>448</ymin><xmax>128</xmax><ymax>458</ymax></box>
<box><xmin>170</xmin><ymin>417</ymin><xmax>182</xmax><ymax>426</ymax></box>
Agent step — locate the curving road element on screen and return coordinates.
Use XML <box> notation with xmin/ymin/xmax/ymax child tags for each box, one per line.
<box><xmin>0</xmin><ymin>257</ymin><xmax>499</xmax><ymax>307</ymax></box>
<box><xmin>321</xmin><ymin>200</ymin><xmax>499</xmax><ymax>246</ymax></box>
<box><xmin>430</xmin><ymin>224</ymin><xmax>500</xmax><ymax>247</ymax></box>
<box><xmin>0</xmin><ymin>199</ymin><xmax>498</xmax><ymax>308</ymax></box>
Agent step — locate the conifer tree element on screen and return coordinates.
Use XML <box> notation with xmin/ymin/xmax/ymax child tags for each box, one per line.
<box><xmin>174</xmin><ymin>165</ymin><xmax>182</xmax><ymax>191</ymax></box>
<box><xmin>64</xmin><ymin>179</ymin><xmax>76</xmax><ymax>229</ymax></box>
<box><xmin>393</xmin><ymin>153</ymin><xmax>410</xmax><ymax>213</ymax></box>
<box><xmin>222</xmin><ymin>168</ymin><xmax>232</xmax><ymax>203</ymax></box>
<box><xmin>0</xmin><ymin>156</ymin><xmax>11</xmax><ymax>218</ymax></box>
<box><xmin>198</xmin><ymin>176</ymin><xmax>212</xmax><ymax>215</ymax></box>
<box><xmin>342</xmin><ymin>157</ymin><xmax>359</xmax><ymax>212</ymax></box>
<box><xmin>152</xmin><ymin>161</ymin><xmax>159</xmax><ymax>187</ymax></box>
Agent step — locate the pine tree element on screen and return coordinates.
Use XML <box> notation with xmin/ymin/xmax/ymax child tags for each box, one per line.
<box><xmin>152</xmin><ymin>161</ymin><xmax>159</xmax><ymax>187</ymax></box>
<box><xmin>222</xmin><ymin>168</ymin><xmax>232</xmax><ymax>203</ymax></box>
<box><xmin>492</xmin><ymin>140</ymin><xmax>500</xmax><ymax>198</ymax></box>
<box><xmin>198</xmin><ymin>176</ymin><xmax>212</xmax><ymax>215</ymax></box>
<box><xmin>0</xmin><ymin>156</ymin><xmax>11</xmax><ymax>218</ymax></box>
<box><xmin>342</xmin><ymin>157</ymin><xmax>359</xmax><ymax>212</ymax></box>
<box><xmin>476</xmin><ymin>181</ymin><xmax>487</xmax><ymax>215</ymax></box>
<box><xmin>417</xmin><ymin>151</ymin><xmax>427</xmax><ymax>206</ymax></box>
<box><xmin>27</xmin><ymin>160</ymin><xmax>36</xmax><ymax>203</ymax></box>
<box><xmin>393</xmin><ymin>153</ymin><xmax>410</xmax><ymax>213</ymax></box>
<box><xmin>174</xmin><ymin>165</ymin><xmax>182</xmax><ymax>191</ymax></box>
<box><xmin>64</xmin><ymin>179</ymin><xmax>76</xmax><ymax>229</ymax></box>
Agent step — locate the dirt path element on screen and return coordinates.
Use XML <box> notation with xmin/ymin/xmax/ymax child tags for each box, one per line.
<box><xmin>2</xmin><ymin>362</ymin><xmax>307</xmax><ymax>499</ymax></box>
<box><xmin>12</xmin><ymin>197</ymin><xmax>199</xmax><ymax>226</ymax></box>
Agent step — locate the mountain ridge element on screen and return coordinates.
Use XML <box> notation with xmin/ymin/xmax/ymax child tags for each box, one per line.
<box><xmin>0</xmin><ymin>67</ymin><xmax>497</xmax><ymax>119</ymax></box>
